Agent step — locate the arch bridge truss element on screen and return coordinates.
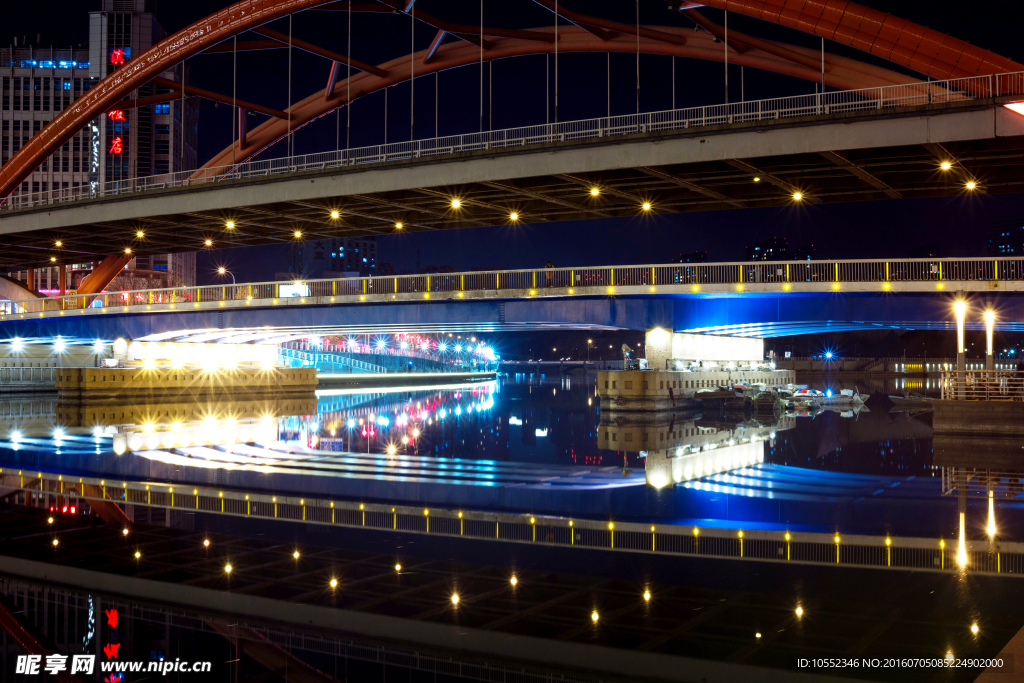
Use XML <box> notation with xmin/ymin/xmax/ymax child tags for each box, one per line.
<box><xmin>1</xmin><ymin>0</ymin><xmax>1023</xmax><ymax>286</ymax></box>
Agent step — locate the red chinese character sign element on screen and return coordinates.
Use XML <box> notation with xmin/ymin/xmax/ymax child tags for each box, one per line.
<box><xmin>110</xmin><ymin>49</ymin><xmax>126</xmax><ymax>67</ymax></box>
<box><xmin>105</xmin><ymin>609</ymin><xmax>118</xmax><ymax>628</ymax></box>
<box><xmin>109</xmin><ymin>137</ymin><xmax>123</xmax><ymax>154</ymax></box>
<box><xmin>107</xmin><ymin>110</ymin><xmax>125</xmax><ymax>122</ymax></box>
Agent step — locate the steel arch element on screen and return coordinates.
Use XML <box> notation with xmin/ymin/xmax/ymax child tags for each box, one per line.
<box><xmin>0</xmin><ymin>0</ymin><xmax>341</xmax><ymax>201</ymax></box>
<box><xmin>689</xmin><ymin>0</ymin><xmax>1020</xmax><ymax>81</ymax></box>
<box><xmin>200</xmin><ymin>23</ymin><xmax>935</xmax><ymax>171</ymax></box>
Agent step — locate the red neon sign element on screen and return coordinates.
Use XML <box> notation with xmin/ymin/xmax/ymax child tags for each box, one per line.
<box><xmin>102</xmin><ymin>643</ymin><xmax>120</xmax><ymax>659</ymax></box>
<box><xmin>109</xmin><ymin>137</ymin><xmax>123</xmax><ymax>154</ymax></box>
<box><xmin>110</xmin><ymin>49</ymin><xmax>126</xmax><ymax>66</ymax></box>
<box><xmin>107</xmin><ymin>110</ymin><xmax>125</xmax><ymax>122</ymax></box>
<box><xmin>105</xmin><ymin>608</ymin><xmax>119</xmax><ymax>628</ymax></box>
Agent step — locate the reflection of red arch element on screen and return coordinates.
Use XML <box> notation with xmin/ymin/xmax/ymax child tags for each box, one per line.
<box><xmin>1</xmin><ymin>0</ymin><xmax>1021</xmax><ymax>199</ymax></box>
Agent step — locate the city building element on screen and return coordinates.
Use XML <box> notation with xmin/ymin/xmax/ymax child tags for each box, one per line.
<box><xmin>289</xmin><ymin>238</ymin><xmax>378</xmax><ymax>278</ymax></box>
<box><xmin>675</xmin><ymin>251</ymin><xmax>708</xmax><ymax>263</ymax></box>
<box><xmin>1</xmin><ymin>0</ymin><xmax>198</xmax><ymax>293</ymax></box>
<box><xmin>791</xmin><ymin>244</ymin><xmax>817</xmax><ymax>261</ymax></box>
<box><xmin>745</xmin><ymin>237</ymin><xmax>789</xmax><ymax>261</ymax></box>
<box><xmin>988</xmin><ymin>219</ymin><xmax>1024</xmax><ymax>255</ymax></box>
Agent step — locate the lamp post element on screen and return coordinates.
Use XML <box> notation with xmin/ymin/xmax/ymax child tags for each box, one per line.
<box><xmin>217</xmin><ymin>267</ymin><xmax>235</xmax><ymax>285</ymax></box>
<box><xmin>587</xmin><ymin>339</ymin><xmax>593</xmax><ymax>362</ymax></box>
<box><xmin>985</xmin><ymin>309</ymin><xmax>995</xmax><ymax>374</ymax></box>
<box><xmin>955</xmin><ymin>300</ymin><xmax>966</xmax><ymax>399</ymax></box>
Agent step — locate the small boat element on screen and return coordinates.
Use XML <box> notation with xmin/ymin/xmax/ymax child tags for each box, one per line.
<box><xmin>825</xmin><ymin>388</ymin><xmax>867</xmax><ymax>405</ymax></box>
<box><xmin>888</xmin><ymin>394</ymin><xmax>934</xmax><ymax>410</ymax></box>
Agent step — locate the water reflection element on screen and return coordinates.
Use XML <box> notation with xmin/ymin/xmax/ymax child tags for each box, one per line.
<box><xmin>2</xmin><ymin>375</ymin><xmax>1022</xmax><ymax>537</ymax></box>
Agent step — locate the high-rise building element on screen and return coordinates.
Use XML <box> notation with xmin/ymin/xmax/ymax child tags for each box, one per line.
<box><xmin>675</xmin><ymin>250</ymin><xmax>708</xmax><ymax>263</ymax></box>
<box><xmin>745</xmin><ymin>237</ymin><xmax>789</xmax><ymax>261</ymax></box>
<box><xmin>791</xmin><ymin>244</ymin><xmax>817</xmax><ymax>261</ymax></box>
<box><xmin>988</xmin><ymin>219</ymin><xmax>1024</xmax><ymax>255</ymax></box>
<box><xmin>1</xmin><ymin>0</ymin><xmax>198</xmax><ymax>292</ymax></box>
<box><xmin>289</xmin><ymin>238</ymin><xmax>379</xmax><ymax>278</ymax></box>
<box><xmin>90</xmin><ymin>0</ymin><xmax>198</xmax><ymax>187</ymax></box>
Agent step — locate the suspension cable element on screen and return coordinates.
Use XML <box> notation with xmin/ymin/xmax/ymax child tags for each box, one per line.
<box><xmin>405</xmin><ymin>1</ymin><xmax>409</xmax><ymax>141</ymax></box>
<box><xmin>287</xmin><ymin>15</ymin><xmax>293</xmax><ymax>155</ymax></box>
<box><xmin>232</xmin><ymin>35</ymin><xmax>237</xmax><ymax>165</ymax></box>
<box><xmin>346</xmin><ymin>3</ymin><xmax>351</xmax><ymax>151</ymax></box>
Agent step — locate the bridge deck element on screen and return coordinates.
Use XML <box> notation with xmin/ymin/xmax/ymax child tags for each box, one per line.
<box><xmin>2</xmin><ymin>71</ymin><xmax>1024</xmax><ymax>269</ymax></box>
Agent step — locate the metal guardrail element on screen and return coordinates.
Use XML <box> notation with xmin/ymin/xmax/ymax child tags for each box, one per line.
<box><xmin>280</xmin><ymin>347</ymin><xmax>387</xmax><ymax>374</ymax></box>
<box><xmin>3</xmin><ymin>71</ymin><xmax>1023</xmax><ymax>212</ymax></box>
<box><xmin>3</xmin><ymin>470</ymin><xmax>1020</xmax><ymax>576</ymax></box>
<box><xmin>0</xmin><ymin>367</ymin><xmax>58</xmax><ymax>390</ymax></box>
<box><xmin>941</xmin><ymin>369</ymin><xmax>1024</xmax><ymax>400</ymax></box>
<box><xmin>6</xmin><ymin>257</ymin><xmax>1024</xmax><ymax>321</ymax></box>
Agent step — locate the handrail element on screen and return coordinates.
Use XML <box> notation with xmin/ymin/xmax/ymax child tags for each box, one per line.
<box><xmin>3</xmin><ymin>70</ymin><xmax>1023</xmax><ymax>212</ymax></box>
<box><xmin>5</xmin><ymin>256</ymin><xmax>1024</xmax><ymax>320</ymax></box>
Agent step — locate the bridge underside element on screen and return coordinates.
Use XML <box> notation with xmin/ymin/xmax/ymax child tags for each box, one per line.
<box><xmin>1</xmin><ymin>292</ymin><xmax>1022</xmax><ymax>341</ymax></box>
<box><xmin>3</xmin><ymin>101</ymin><xmax>1024</xmax><ymax>269</ymax></box>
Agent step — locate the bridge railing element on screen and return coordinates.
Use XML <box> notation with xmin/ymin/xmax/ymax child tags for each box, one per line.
<box><xmin>941</xmin><ymin>370</ymin><xmax>1024</xmax><ymax>400</ymax></box>
<box><xmin>8</xmin><ymin>256</ymin><xmax>1024</xmax><ymax>319</ymax></box>
<box><xmin>4</xmin><ymin>71</ymin><xmax>1024</xmax><ymax>212</ymax></box>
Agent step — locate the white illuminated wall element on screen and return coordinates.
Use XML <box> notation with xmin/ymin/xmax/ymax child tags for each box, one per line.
<box><xmin>645</xmin><ymin>330</ymin><xmax>764</xmax><ymax>368</ymax></box>
<box><xmin>645</xmin><ymin>441</ymin><xmax>764</xmax><ymax>488</ymax></box>
<box><xmin>116</xmin><ymin>340</ymin><xmax>278</xmax><ymax>368</ymax></box>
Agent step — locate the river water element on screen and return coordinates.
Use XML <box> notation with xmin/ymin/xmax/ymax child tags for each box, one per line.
<box><xmin>1</xmin><ymin>372</ymin><xmax>1009</xmax><ymax>541</ymax></box>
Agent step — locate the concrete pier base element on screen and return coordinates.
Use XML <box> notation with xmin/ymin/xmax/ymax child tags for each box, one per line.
<box><xmin>933</xmin><ymin>400</ymin><xmax>1024</xmax><ymax>437</ymax></box>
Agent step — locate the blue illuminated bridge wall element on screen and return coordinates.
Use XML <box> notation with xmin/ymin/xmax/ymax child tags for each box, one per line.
<box><xmin>1</xmin><ymin>292</ymin><xmax>1022</xmax><ymax>341</ymax></box>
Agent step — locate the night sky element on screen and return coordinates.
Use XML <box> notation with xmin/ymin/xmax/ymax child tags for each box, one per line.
<box><xmin>7</xmin><ymin>0</ymin><xmax>1024</xmax><ymax>284</ymax></box>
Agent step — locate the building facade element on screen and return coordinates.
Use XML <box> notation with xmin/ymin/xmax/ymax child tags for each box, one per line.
<box><xmin>1</xmin><ymin>0</ymin><xmax>198</xmax><ymax>293</ymax></box>
<box><xmin>288</xmin><ymin>238</ymin><xmax>379</xmax><ymax>278</ymax></box>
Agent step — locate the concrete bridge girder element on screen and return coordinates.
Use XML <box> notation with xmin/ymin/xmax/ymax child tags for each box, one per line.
<box><xmin>3</xmin><ymin>104</ymin><xmax>1024</xmax><ymax>242</ymax></box>
<box><xmin>3</xmin><ymin>287</ymin><xmax>1024</xmax><ymax>341</ymax></box>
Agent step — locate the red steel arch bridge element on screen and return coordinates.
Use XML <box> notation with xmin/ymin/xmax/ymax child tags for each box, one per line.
<box><xmin>2</xmin><ymin>0</ymin><xmax>1024</xmax><ymax>295</ymax></box>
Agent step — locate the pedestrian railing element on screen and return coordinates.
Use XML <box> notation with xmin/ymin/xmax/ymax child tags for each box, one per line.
<box><xmin>3</xmin><ymin>71</ymin><xmax>1024</xmax><ymax>212</ymax></box>
<box><xmin>0</xmin><ymin>367</ymin><xmax>58</xmax><ymax>388</ymax></box>
<box><xmin>279</xmin><ymin>347</ymin><xmax>387</xmax><ymax>374</ymax></box>
<box><xmin>6</xmin><ymin>257</ymin><xmax>1024</xmax><ymax>322</ymax></box>
<box><xmin>940</xmin><ymin>370</ymin><xmax>1024</xmax><ymax>400</ymax></box>
<box><xmin>4</xmin><ymin>469</ymin><xmax>1022</xmax><ymax>577</ymax></box>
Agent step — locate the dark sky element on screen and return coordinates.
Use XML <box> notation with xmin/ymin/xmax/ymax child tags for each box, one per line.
<box><xmin>7</xmin><ymin>1</ymin><xmax>1024</xmax><ymax>283</ymax></box>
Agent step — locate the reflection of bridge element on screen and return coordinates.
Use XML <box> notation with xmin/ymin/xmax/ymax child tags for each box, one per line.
<box><xmin>2</xmin><ymin>0</ymin><xmax>1024</xmax><ymax>296</ymax></box>
<box><xmin>6</xmin><ymin>258</ymin><xmax>1024</xmax><ymax>339</ymax></box>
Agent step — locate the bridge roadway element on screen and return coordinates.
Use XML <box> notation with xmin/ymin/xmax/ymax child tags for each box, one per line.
<box><xmin>2</xmin><ymin>258</ymin><xmax>1024</xmax><ymax>340</ymax></box>
<box><xmin>3</xmin><ymin>73</ymin><xmax>1024</xmax><ymax>268</ymax></box>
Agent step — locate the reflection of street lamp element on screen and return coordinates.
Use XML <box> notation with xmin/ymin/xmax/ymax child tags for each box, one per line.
<box><xmin>217</xmin><ymin>267</ymin><xmax>235</xmax><ymax>285</ymax></box>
